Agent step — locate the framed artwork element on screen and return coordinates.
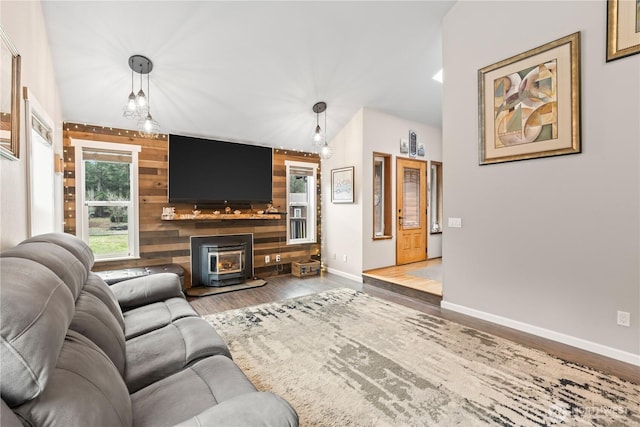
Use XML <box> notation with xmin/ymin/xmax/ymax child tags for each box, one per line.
<box><xmin>331</xmin><ymin>166</ymin><xmax>354</xmax><ymax>204</ymax></box>
<box><xmin>607</xmin><ymin>0</ymin><xmax>640</xmax><ymax>61</ymax></box>
<box><xmin>399</xmin><ymin>139</ymin><xmax>408</xmax><ymax>153</ymax></box>
<box><xmin>0</xmin><ymin>25</ymin><xmax>21</xmax><ymax>160</ymax></box>
<box><xmin>478</xmin><ymin>32</ymin><xmax>581</xmax><ymax>165</ymax></box>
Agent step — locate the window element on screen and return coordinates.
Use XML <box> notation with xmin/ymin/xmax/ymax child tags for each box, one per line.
<box><xmin>373</xmin><ymin>152</ymin><xmax>392</xmax><ymax>239</ymax></box>
<box><xmin>72</xmin><ymin>139</ymin><xmax>141</xmax><ymax>260</ymax></box>
<box><xmin>286</xmin><ymin>160</ymin><xmax>318</xmax><ymax>244</ymax></box>
<box><xmin>430</xmin><ymin>161</ymin><xmax>443</xmax><ymax>234</ymax></box>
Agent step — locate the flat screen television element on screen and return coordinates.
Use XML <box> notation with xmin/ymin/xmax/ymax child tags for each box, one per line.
<box><xmin>168</xmin><ymin>134</ymin><xmax>273</xmax><ymax>204</ymax></box>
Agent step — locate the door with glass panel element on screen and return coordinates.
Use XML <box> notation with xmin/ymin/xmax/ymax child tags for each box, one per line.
<box><xmin>396</xmin><ymin>158</ymin><xmax>427</xmax><ymax>264</ymax></box>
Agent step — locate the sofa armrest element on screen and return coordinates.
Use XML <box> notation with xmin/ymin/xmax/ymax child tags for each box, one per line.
<box><xmin>110</xmin><ymin>273</ymin><xmax>184</xmax><ymax>310</ymax></box>
<box><xmin>173</xmin><ymin>392</ymin><xmax>299</xmax><ymax>427</ymax></box>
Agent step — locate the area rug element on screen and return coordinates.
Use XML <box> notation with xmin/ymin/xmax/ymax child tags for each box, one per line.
<box><xmin>204</xmin><ymin>288</ymin><xmax>639</xmax><ymax>426</ymax></box>
<box><xmin>406</xmin><ymin>263</ymin><xmax>443</xmax><ymax>281</ymax></box>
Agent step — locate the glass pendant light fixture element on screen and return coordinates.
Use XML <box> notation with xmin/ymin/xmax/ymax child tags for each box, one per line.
<box><xmin>312</xmin><ymin>101</ymin><xmax>332</xmax><ymax>159</ymax></box>
<box><xmin>312</xmin><ymin>101</ymin><xmax>326</xmax><ymax>146</ymax></box>
<box><xmin>137</xmin><ymin>63</ymin><xmax>160</xmax><ymax>138</ymax></box>
<box><xmin>122</xmin><ymin>58</ymin><xmax>138</xmax><ymax>118</ymax></box>
<box><xmin>122</xmin><ymin>55</ymin><xmax>160</xmax><ymax>137</ymax></box>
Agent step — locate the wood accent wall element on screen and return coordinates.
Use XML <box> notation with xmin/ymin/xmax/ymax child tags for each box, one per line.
<box><xmin>63</xmin><ymin>123</ymin><xmax>321</xmax><ymax>287</ymax></box>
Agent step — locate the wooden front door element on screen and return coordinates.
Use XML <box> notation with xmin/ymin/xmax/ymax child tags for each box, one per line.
<box><xmin>396</xmin><ymin>157</ymin><xmax>427</xmax><ymax>265</ymax></box>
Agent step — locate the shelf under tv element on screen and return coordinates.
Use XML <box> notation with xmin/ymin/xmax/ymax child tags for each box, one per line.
<box><xmin>162</xmin><ymin>213</ymin><xmax>282</xmax><ymax>221</ymax></box>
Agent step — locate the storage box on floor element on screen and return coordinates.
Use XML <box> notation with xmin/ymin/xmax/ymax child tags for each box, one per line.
<box><xmin>292</xmin><ymin>260</ymin><xmax>321</xmax><ymax>277</ymax></box>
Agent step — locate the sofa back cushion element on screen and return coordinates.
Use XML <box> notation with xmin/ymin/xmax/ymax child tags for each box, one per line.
<box><xmin>20</xmin><ymin>232</ymin><xmax>94</xmax><ymax>272</ymax></box>
<box><xmin>13</xmin><ymin>331</ymin><xmax>132</xmax><ymax>427</ymax></box>
<box><xmin>0</xmin><ymin>258</ymin><xmax>75</xmax><ymax>407</ymax></box>
<box><xmin>84</xmin><ymin>273</ymin><xmax>126</xmax><ymax>331</ymax></box>
<box><xmin>70</xmin><ymin>290</ymin><xmax>127</xmax><ymax>375</ymax></box>
<box><xmin>0</xmin><ymin>241</ymin><xmax>87</xmax><ymax>300</ymax></box>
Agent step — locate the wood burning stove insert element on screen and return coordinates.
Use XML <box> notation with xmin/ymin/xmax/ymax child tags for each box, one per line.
<box><xmin>199</xmin><ymin>242</ymin><xmax>247</xmax><ymax>287</ymax></box>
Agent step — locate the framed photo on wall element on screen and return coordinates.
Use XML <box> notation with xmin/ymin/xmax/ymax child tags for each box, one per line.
<box><xmin>331</xmin><ymin>166</ymin><xmax>354</xmax><ymax>204</ymax></box>
<box><xmin>606</xmin><ymin>0</ymin><xmax>640</xmax><ymax>61</ymax></box>
<box><xmin>478</xmin><ymin>32</ymin><xmax>581</xmax><ymax>165</ymax></box>
<box><xmin>0</xmin><ymin>25</ymin><xmax>21</xmax><ymax>160</ymax></box>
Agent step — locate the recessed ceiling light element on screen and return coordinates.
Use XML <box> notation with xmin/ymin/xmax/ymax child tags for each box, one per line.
<box><xmin>433</xmin><ymin>69</ymin><xmax>443</xmax><ymax>84</ymax></box>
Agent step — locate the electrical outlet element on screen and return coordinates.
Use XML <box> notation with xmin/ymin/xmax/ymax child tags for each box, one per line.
<box><xmin>275</xmin><ymin>254</ymin><xmax>281</xmax><ymax>262</ymax></box>
<box><xmin>617</xmin><ymin>311</ymin><xmax>631</xmax><ymax>327</ymax></box>
<box><xmin>265</xmin><ymin>255</ymin><xmax>270</xmax><ymax>264</ymax></box>
<box><xmin>342</xmin><ymin>254</ymin><xmax>347</xmax><ymax>263</ymax></box>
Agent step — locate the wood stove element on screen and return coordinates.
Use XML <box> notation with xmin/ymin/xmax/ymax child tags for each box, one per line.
<box><xmin>200</xmin><ymin>242</ymin><xmax>247</xmax><ymax>287</ymax></box>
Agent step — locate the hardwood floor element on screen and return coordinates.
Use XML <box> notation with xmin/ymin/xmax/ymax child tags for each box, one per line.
<box><xmin>362</xmin><ymin>258</ymin><xmax>443</xmax><ymax>296</ymax></box>
<box><xmin>188</xmin><ymin>272</ymin><xmax>639</xmax><ymax>385</ymax></box>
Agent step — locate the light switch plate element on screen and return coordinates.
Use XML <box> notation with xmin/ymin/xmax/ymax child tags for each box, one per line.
<box><xmin>448</xmin><ymin>217</ymin><xmax>462</xmax><ymax>228</ymax></box>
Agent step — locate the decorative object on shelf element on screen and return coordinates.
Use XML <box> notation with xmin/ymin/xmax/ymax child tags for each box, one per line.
<box><xmin>478</xmin><ymin>32</ymin><xmax>581</xmax><ymax>165</ymax></box>
<box><xmin>0</xmin><ymin>25</ymin><xmax>21</xmax><ymax>160</ymax></box>
<box><xmin>161</xmin><ymin>207</ymin><xmax>175</xmax><ymax>219</ymax></box>
<box><xmin>409</xmin><ymin>130</ymin><xmax>417</xmax><ymax>158</ymax></box>
<box><xmin>331</xmin><ymin>166</ymin><xmax>354</xmax><ymax>204</ymax></box>
<box><xmin>257</xmin><ymin>210</ymin><xmax>264</xmax><ymax>215</ymax></box>
<box><xmin>607</xmin><ymin>0</ymin><xmax>640</xmax><ymax>61</ymax></box>
<box><xmin>225</xmin><ymin>206</ymin><xmax>232</xmax><ymax>214</ymax></box>
<box><xmin>122</xmin><ymin>54</ymin><xmax>160</xmax><ymax>138</ymax></box>
<box><xmin>213</xmin><ymin>210</ymin><xmax>221</xmax><ymax>214</ymax></box>
<box><xmin>399</xmin><ymin>138</ymin><xmax>408</xmax><ymax>154</ymax></box>
<box><xmin>234</xmin><ymin>210</ymin><xmax>242</xmax><ymax>215</ymax></box>
<box><xmin>417</xmin><ymin>143</ymin><xmax>425</xmax><ymax>157</ymax></box>
<box><xmin>192</xmin><ymin>209</ymin><xmax>201</xmax><ymax>216</ymax></box>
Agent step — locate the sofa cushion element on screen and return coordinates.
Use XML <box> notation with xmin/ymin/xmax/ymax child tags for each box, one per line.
<box><xmin>125</xmin><ymin>317</ymin><xmax>231</xmax><ymax>393</ymax></box>
<box><xmin>0</xmin><ymin>241</ymin><xmax>87</xmax><ymax>300</ymax></box>
<box><xmin>1</xmin><ymin>399</ymin><xmax>23</xmax><ymax>427</ymax></box>
<box><xmin>0</xmin><ymin>258</ymin><xmax>75</xmax><ymax>407</ymax></box>
<box><xmin>110</xmin><ymin>273</ymin><xmax>185</xmax><ymax>310</ymax></box>
<box><xmin>69</xmin><ymin>290</ymin><xmax>127</xmax><ymax>375</ymax></box>
<box><xmin>123</xmin><ymin>297</ymin><xmax>198</xmax><ymax>340</ymax></box>
<box><xmin>13</xmin><ymin>330</ymin><xmax>132</xmax><ymax>427</ymax></box>
<box><xmin>131</xmin><ymin>355</ymin><xmax>255</xmax><ymax>427</ymax></box>
<box><xmin>20</xmin><ymin>232</ymin><xmax>94</xmax><ymax>272</ymax></box>
<box><xmin>83</xmin><ymin>273</ymin><xmax>126</xmax><ymax>331</ymax></box>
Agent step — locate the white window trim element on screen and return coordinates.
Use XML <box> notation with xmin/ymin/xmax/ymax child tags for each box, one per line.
<box><xmin>285</xmin><ymin>160</ymin><xmax>318</xmax><ymax>245</ymax></box>
<box><xmin>71</xmin><ymin>138</ymin><xmax>141</xmax><ymax>261</ymax></box>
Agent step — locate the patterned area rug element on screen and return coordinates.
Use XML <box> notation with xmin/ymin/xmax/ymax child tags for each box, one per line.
<box><xmin>204</xmin><ymin>288</ymin><xmax>639</xmax><ymax>426</ymax></box>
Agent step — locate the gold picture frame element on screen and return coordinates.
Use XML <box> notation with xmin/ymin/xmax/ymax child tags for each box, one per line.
<box><xmin>0</xmin><ymin>25</ymin><xmax>21</xmax><ymax>160</ymax></box>
<box><xmin>607</xmin><ymin>0</ymin><xmax>640</xmax><ymax>61</ymax></box>
<box><xmin>478</xmin><ymin>32</ymin><xmax>581</xmax><ymax>165</ymax></box>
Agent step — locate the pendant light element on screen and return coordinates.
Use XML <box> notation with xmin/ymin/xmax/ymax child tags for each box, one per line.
<box><xmin>122</xmin><ymin>58</ymin><xmax>137</xmax><ymax>118</ymax></box>
<box><xmin>312</xmin><ymin>101</ymin><xmax>332</xmax><ymax>159</ymax></box>
<box><xmin>312</xmin><ymin>102</ymin><xmax>326</xmax><ymax>147</ymax></box>
<box><xmin>122</xmin><ymin>55</ymin><xmax>160</xmax><ymax>137</ymax></box>
<box><xmin>137</xmin><ymin>61</ymin><xmax>160</xmax><ymax>138</ymax></box>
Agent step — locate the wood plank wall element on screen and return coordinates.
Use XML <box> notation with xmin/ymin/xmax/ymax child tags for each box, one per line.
<box><xmin>63</xmin><ymin>123</ymin><xmax>321</xmax><ymax>287</ymax></box>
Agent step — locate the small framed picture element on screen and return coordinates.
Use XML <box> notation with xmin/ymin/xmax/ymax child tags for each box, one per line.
<box><xmin>399</xmin><ymin>139</ymin><xmax>408</xmax><ymax>153</ymax></box>
<box><xmin>331</xmin><ymin>166</ymin><xmax>354</xmax><ymax>204</ymax></box>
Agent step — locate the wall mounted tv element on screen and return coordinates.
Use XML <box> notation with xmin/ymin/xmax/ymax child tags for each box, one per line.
<box><xmin>168</xmin><ymin>134</ymin><xmax>273</xmax><ymax>204</ymax></box>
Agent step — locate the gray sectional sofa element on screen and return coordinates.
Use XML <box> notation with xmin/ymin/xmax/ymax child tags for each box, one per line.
<box><xmin>0</xmin><ymin>232</ymin><xmax>298</xmax><ymax>426</ymax></box>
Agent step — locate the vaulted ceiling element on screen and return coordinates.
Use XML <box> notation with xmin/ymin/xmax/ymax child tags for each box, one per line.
<box><xmin>41</xmin><ymin>1</ymin><xmax>454</xmax><ymax>151</ymax></box>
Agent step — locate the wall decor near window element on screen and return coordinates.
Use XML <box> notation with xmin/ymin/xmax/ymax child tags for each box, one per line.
<box><xmin>0</xmin><ymin>25</ymin><xmax>21</xmax><ymax>160</ymax></box>
<box><xmin>478</xmin><ymin>32</ymin><xmax>581</xmax><ymax>165</ymax></box>
<box><xmin>331</xmin><ymin>166</ymin><xmax>354</xmax><ymax>204</ymax></box>
<box><xmin>607</xmin><ymin>0</ymin><xmax>640</xmax><ymax>61</ymax></box>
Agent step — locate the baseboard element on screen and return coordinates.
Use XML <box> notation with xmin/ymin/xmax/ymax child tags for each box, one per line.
<box><xmin>326</xmin><ymin>267</ymin><xmax>363</xmax><ymax>283</ymax></box>
<box><xmin>441</xmin><ymin>301</ymin><xmax>640</xmax><ymax>367</ymax></box>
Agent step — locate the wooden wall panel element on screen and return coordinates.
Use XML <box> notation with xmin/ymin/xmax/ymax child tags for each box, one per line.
<box><xmin>63</xmin><ymin>123</ymin><xmax>321</xmax><ymax>287</ymax></box>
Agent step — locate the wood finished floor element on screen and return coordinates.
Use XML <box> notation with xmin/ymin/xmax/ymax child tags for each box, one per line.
<box><xmin>188</xmin><ymin>273</ymin><xmax>639</xmax><ymax>385</ymax></box>
<box><xmin>362</xmin><ymin>258</ymin><xmax>443</xmax><ymax>296</ymax></box>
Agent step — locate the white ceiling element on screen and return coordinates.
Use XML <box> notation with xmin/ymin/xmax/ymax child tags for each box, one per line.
<box><xmin>41</xmin><ymin>1</ymin><xmax>454</xmax><ymax>152</ymax></box>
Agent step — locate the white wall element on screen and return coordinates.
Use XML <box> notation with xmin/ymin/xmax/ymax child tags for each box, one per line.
<box><xmin>321</xmin><ymin>109</ymin><xmax>364</xmax><ymax>282</ymax></box>
<box><xmin>1</xmin><ymin>1</ymin><xmax>63</xmax><ymax>249</ymax></box>
<box><xmin>322</xmin><ymin>107</ymin><xmax>443</xmax><ymax>279</ymax></box>
<box><xmin>442</xmin><ymin>1</ymin><xmax>639</xmax><ymax>363</ymax></box>
<box><xmin>361</xmin><ymin>108</ymin><xmax>442</xmax><ymax>270</ymax></box>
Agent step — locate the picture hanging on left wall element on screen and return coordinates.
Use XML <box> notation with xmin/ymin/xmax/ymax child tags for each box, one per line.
<box><xmin>0</xmin><ymin>25</ymin><xmax>21</xmax><ymax>160</ymax></box>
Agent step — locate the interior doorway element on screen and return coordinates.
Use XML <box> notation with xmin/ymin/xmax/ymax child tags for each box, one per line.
<box><xmin>395</xmin><ymin>157</ymin><xmax>427</xmax><ymax>265</ymax></box>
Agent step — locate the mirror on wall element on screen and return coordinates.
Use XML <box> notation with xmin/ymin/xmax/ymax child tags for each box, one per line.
<box><xmin>373</xmin><ymin>152</ymin><xmax>392</xmax><ymax>239</ymax></box>
<box><xmin>430</xmin><ymin>161</ymin><xmax>442</xmax><ymax>234</ymax></box>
